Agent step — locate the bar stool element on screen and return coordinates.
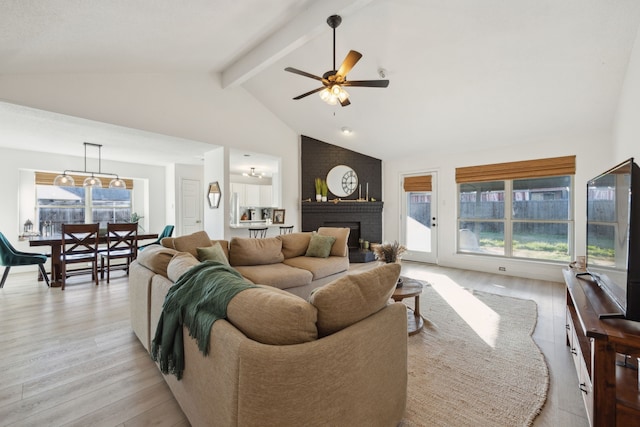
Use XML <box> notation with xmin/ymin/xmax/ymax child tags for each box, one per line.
<box><xmin>279</xmin><ymin>226</ymin><xmax>294</xmax><ymax>235</ymax></box>
<box><xmin>249</xmin><ymin>227</ymin><xmax>268</xmax><ymax>238</ymax></box>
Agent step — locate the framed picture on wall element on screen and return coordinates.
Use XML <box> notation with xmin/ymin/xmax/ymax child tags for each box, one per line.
<box><xmin>273</xmin><ymin>209</ymin><xmax>285</xmax><ymax>224</ymax></box>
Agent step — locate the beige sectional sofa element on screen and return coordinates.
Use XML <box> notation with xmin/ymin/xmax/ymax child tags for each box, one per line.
<box><xmin>129</xmin><ymin>229</ymin><xmax>408</xmax><ymax>426</ymax></box>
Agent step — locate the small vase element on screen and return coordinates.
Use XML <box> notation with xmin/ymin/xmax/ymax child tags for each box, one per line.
<box><xmin>316</xmin><ymin>194</ymin><xmax>322</xmax><ymax>202</ymax></box>
<box><xmin>322</xmin><ymin>196</ymin><xmax>327</xmax><ymax>202</ymax></box>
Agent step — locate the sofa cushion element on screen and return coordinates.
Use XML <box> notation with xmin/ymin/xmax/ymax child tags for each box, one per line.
<box><xmin>305</xmin><ymin>233</ymin><xmax>336</xmax><ymax>258</ymax></box>
<box><xmin>197</xmin><ymin>242</ymin><xmax>229</xmax><ymax>265</ymax></box>
<box><xmin>283</xmin><ymin>256</ymin><xmax>349</xmax><ymax>280</ymax></box>
<box><xmin>136</xmin><ymin>244</ymin><xmax>179</xmax><ymax>277</ymax></box>
<box><xmin>317</xmin><ymin>227</ymin><xmax>350</xmax><ymax>257</ymax></box>
<box><xmin>167</xmin><ymin>252</ymin><xmax>201</xmax><ymax>282</ymax></box>
<box><xmin>278</xmin><ymin>232</ymin><xmax>312</xmax><ymax>259</ymax></box>
<box><xmin>229</xmin><ymin>237</ymin><xmax>284</xmax><ymax>266</ymax></box>
<box><xmin>227</xmin><ymin>285</ymin><xmax>318</xmax><ymax>345</ymax></box>
<box><xmin>309</xmin><ymin>263</ymin><xmax>401</xmax><ymax>337</ymax></box>
<box><xmin>174</xmin><ymin>231</ymin><xmax>213</xmax><ymax>256</ymax></box>
<box><xmin>233</xmin><ymin>263</ymin><xmax>312</xmax><ymax>290</ymax></box>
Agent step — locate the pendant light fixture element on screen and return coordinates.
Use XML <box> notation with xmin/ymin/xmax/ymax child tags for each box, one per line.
<box><xmin>242</xmin><ymin>167</ymin><xmax>263</xmax><ymax>179</ymax></box>
<box><xmin>53</xmin><ymin>142</ymin><xmax>126</xmax><ymax>189</ymax></box>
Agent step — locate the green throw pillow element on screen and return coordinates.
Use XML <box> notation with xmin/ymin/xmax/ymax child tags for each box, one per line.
<box><xmin>197</xmin><ymin>242</ymin><xmax>229</xmax><ymax>265</ymax></box>
<box><xmin>305</xmin><ymin>233</ymin><xmax>336</xmax><ymax>258</ymax></box>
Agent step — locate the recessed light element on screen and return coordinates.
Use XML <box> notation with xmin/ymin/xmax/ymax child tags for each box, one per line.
<box><xmin>341</xmin><ymin>127</ymin><xmax>352</xmax><ymax>135</ymax></box>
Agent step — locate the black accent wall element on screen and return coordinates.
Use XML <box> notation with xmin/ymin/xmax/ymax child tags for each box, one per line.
<box><xmin>301</xmin><ymin>136</ymin><xmax>382</xmax><ymax>201</ymax></box>
<box><xmin>301</xmin><ymin>136</ymin><xmax>383</xmax><ymax>251</ymax></box>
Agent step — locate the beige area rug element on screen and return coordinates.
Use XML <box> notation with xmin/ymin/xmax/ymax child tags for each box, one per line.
<box><xmin>401</xmin><ymin>283</ymin><xmax>549</xmax><ymax>427</ymax></box>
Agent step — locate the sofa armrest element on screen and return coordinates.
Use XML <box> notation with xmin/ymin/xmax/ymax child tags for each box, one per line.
<box><xmin>235</xmin><ymin>303</ymin><xmax>408</xmax><ymax>426</ymax></box>
<box><xmin>164</xmin><ymin>320</ymin><xmax>247</xmax><ymax>427</ymax></box>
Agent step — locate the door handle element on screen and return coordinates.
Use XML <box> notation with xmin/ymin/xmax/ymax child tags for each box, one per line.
<box><xmin>196</xmin><ymin>220</ymin><xmax>202</xmax><ymax>224</ymax></box>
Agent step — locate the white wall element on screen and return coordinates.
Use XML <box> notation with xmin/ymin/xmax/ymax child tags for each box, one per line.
<box><xmin>384</xmin><ymin>132</ymin><xmax>613</xmax><ymax>283</ymax></box>
<box><xmin>0</xmin><ymin>72</ymin><xmax>300</xmax><ymax>238</ymax></box>
<box><xmin>614</xmin><ymin>24</ymin><xmax>640</xmax><ymax>160</ymax></box>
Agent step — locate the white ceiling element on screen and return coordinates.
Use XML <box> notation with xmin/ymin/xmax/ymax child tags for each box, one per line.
<box><xmin>1</xmin><ymin>0</ymin><xmax>640</xmax><ymax>169</ymax></box>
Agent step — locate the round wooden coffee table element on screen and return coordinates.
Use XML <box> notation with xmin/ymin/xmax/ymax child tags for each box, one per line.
<box><xmin>392</xmin><ymin>277</ymin><xmax>425</xmax><ymax>336</ymax></box>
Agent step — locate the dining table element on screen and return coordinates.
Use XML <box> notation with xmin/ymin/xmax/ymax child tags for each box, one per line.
<box><xmin>29</xmin><ymin>232</ymin><xmax>158</xmax><ymax>287</ymax></box>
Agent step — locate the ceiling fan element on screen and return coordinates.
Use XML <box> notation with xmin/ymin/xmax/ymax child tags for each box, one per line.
<box><xmin>285</xmin><ymin>15</ymin><xmax>389</xmax><ymax>107</ymax></box>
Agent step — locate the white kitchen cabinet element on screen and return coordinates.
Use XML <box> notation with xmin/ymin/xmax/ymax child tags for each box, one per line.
<box><xmin>260</xmin><ymin>185</ymin><xmax>273</xmax><ymax>207</ymax></box>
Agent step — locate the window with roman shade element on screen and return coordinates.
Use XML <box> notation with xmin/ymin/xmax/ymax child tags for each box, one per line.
<box><xmin>34</xmin><ymin>171</ymin><xmax>133</xmax><ymax>235</ymax></box>
<box><xmin>456</xmin><ymin>155</ymin><xmax>575</xmax><ymax>262</ymax></box>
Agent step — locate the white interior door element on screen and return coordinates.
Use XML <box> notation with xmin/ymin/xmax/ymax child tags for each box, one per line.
<box><xmin>181</xmin><ymin>178</ymin><xmax>202</xmax><ymax>235</ymax></box>
<box><xmin>400</xmin><ymin>172</ymin><xmax>438</xmax><ymax>263</ymax></box>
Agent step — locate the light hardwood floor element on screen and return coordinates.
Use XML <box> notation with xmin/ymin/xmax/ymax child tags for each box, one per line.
<box><xmin>0</xmin><ymin>262</ymin><xmax>589</xmax><ymax>426</ymax></box>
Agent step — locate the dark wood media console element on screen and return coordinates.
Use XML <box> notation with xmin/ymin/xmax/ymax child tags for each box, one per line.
<box><xmin>563</xmin><ymin>268</ymin><xmax>640</xmax><ymax>426</ymax></box>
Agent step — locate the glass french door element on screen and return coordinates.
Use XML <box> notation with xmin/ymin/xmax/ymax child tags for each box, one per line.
<box><xmin>401</xmin><ymin>172</ymin><xmax>437</xmax><ymax>263</ymax></box>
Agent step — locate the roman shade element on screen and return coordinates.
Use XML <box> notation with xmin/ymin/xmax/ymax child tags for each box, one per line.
<box><xmin>35</xmin><ymin>171</ymin><xmax>134</xmax><ymax>189</ymax></box>
<box><xmin>455</xmin><ymin>155</ymin><xmax>576</xmax><ymax>184</ymax></box>
<box><xmin>403</xmin><ymin>175</ymin><xmax>432</xmax><ymax>192</ymax></box>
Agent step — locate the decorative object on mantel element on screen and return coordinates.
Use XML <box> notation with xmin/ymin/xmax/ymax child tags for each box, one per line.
<box><xmin>321</xmin><ymin>179</ymin><xmax>328</xmax><ymax>202</ymax></box>
<box><xmin>326</xmin><ymin>165</ymin><xmax>358</xmax><ymax>197</ymax></box>
<box><xmin>53</xmin><ymin>142</ymin><xmax>127</xmax><ymax>189</ymax></box>
<box><xmin>372</xmin><ymin>241</ymin><xmax>407</xmax><ymax>287</ymax></box>
<box><xmin>315</xmin><ymin>178</ymin><xmax>322</xmax><ymax>201</ymax></box>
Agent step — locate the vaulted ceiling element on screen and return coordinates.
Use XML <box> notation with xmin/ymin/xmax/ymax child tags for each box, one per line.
<box><xmin>1</xmin><ymin>0</ymin><xmax>640</xmax><ymax>166</ymax></box>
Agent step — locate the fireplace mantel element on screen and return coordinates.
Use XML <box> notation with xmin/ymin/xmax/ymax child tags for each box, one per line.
<box><xmin>302</xmin><ymin>201</ymin><xmax>383</xmax><ymax>214</ymax></box>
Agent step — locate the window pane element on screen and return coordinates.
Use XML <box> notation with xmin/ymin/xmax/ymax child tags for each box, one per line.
<box><xmin>91</xmin><ymin>187</ymin><xmax>132</xmax><ymax>227</ymax></box>
<box><xmin>459</xmin><ymin>181</ymin><xmax>504</xmax><ymax>219</ymax></box>
<box><xmin>512</xmin><ymin>222</ymin><xmax>570</xmax><ymax>261</ymax></box>
<box><xmin>459</xmin><ymin>221</ymin><xmax>505</xmax><ymax>256</ymax></box>
<box><xmin>406</xmin><ymin>192</ymin><xmax>431</xmax><ymax>252</ymax></box>
<box><xmin>36</xmin><ymin>185</ymin><xmax>86</xmax><ymax>234</ymax></box>
<box><xmin>513</xmin><ymin>176</ymin><xmax>571</xmax><ymax>220</ymax></box>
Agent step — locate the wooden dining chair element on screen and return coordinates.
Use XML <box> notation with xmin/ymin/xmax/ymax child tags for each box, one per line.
<box><xmin>100</xmin><ymin>222</ymin><xmax>138</xmax><ymax>283</ymax></box>
<box><xmin>248</xmin><ymin>227</ymin><xmax>268</xmax><ymax>238</ymax></box>
<box><xmin>60</xmin><ymin>223</ymin><xmax>100</xmax><ymax>290</ymax></box>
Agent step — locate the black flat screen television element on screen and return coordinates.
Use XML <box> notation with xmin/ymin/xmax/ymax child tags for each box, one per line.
<box><xmin>585</xmin><ymin>158</ymin><xmax>640</xmax><ymax>321</ymax></box>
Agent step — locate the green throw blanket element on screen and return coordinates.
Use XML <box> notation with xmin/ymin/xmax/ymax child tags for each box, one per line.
<box><xmin>150</xmin><ymin>261</ymin><xmax>255</xmax><ymax>379</ymax></box>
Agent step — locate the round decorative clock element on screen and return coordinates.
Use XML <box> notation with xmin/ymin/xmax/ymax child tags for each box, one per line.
<box><xmin>326</xmin><ymin>165</ymin><xmax>358</xmax><ymax>197</ymax></box>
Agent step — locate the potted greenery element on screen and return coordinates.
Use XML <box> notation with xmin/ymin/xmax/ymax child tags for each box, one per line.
<box><xmin>321</xmin><ymin>179</ymin><xmax>328</xmax><ymax>202</ymax></box>
<box><xmin>373</xmin><ymin>240</ymin><xmax>407</xmax><ymax>287</ymax></box>
<box><xmin>315</xmin><ymin>178</ymin><xmax>322</xmax><ymax>201</ymax></box>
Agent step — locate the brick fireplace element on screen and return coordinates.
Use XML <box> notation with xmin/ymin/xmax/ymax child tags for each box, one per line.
<box><xmin>302</xmin><ymin>201</ymin><xmax>383</xmax><ymax>261</ymax></box>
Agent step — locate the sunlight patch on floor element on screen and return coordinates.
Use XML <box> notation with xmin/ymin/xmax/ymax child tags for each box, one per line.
<box><xmin>429</xmin><ymin>274</ymin><xmax>500</xmax><ymax>348</ymax></box>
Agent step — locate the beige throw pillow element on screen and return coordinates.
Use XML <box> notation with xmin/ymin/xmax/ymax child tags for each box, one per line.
<box><xmin>309</xmin><ymin>263</ymin><xmax>401</xmax><ymax>337</ymax></box>
<box><xmin>229</xmin><ymin>237</ymin><xmax>284</xmax><ymax>266</ymax></box>
<box><xmin>136</xmin><ymin>245</ymin><xmax>178</xmax><ymax>277</ymax></box>
<box><xmin>227</xmin><ymin>285</ymin><xmax>318</xmax><ymax>344</ymax></box>
<box><xmin>167</xmin><ymin>252</ymin><xmax>200</xmax><ymax>282</ymax></box>
<box><xmin>171</xmin><ymin>231</ymin><xmax>213</xmax><ymax>257</ymax></box>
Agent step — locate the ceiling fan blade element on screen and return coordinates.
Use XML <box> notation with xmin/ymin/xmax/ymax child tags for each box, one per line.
<box><xmin>336</xmin><ymin>50</ymin><xmax>362</xmax><ymax>78</ymax></box>
<box><xmin>285</xmin><ymin>67</ymin><xmax>328</xmax><ymax>84</ymax></box>
<box><xmin>293</xmin><ymin>87</ymin><xmax>325</xmax><ymax>100</ymax></box>
<box><xmin>340</xmin><ymin>97</ymin><xmax>351</xmax><ymax>107</ymax></box>
<box><xmin>342</xmin><ymin>79</ymin><xmax>390</xmax><ymax>88</ymax></box>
